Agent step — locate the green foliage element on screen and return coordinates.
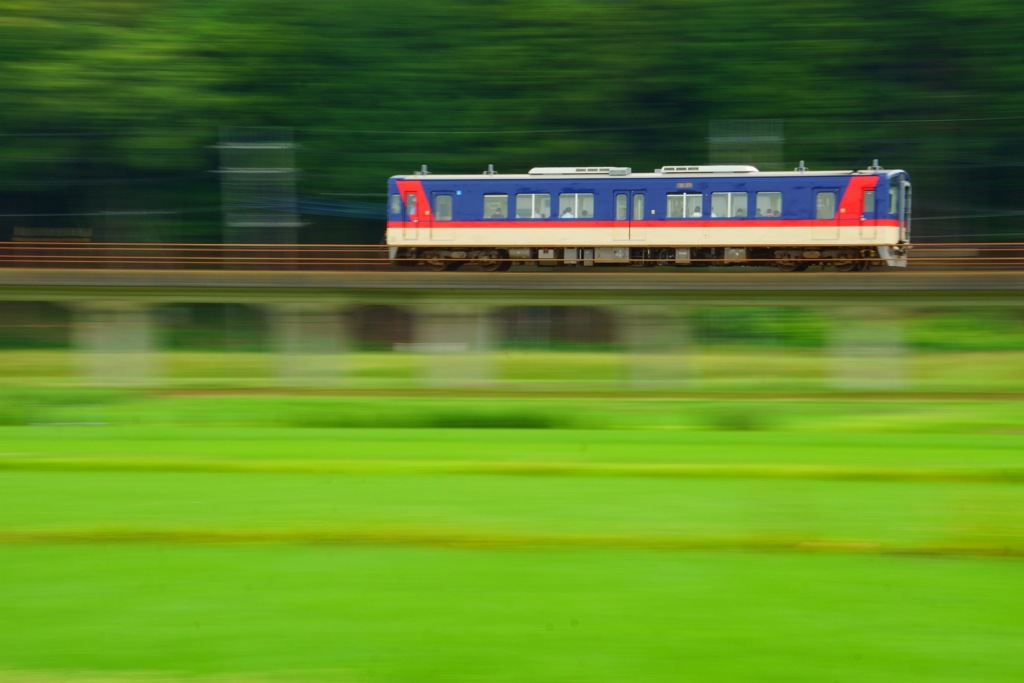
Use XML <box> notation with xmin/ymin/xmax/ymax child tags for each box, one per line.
<box><xmin>688</xmin><ymin>308</ymin><xmax>1024</xmax><ymax>351</ymax></box>
<box><xmin>0</xmin><ymin>387</ymin><xmax>130</xmax><ymax>425</ymax></box>
<box><xmin>3</xmin><ymin>1</ymin><xmax>1024</xmax><ymax>241</ymax></box>
<box><xmin>907</xmin><ymin>309</ymin><xmax>1024</xmax><ymax>351</ymax></box>
<box><xmin>2</xmin><ymin>390</ymin><xmax>1024</xmax><ymax>437</ymax></box>
<box><xmin>276</xmin><ymin>399</ymin><xmax>567</xmax><ymax>430</ymax></box>
<box><xmin>691</xmin><ymin>307</ymin><xmax>829</xmax><ymax>347</ymax></box>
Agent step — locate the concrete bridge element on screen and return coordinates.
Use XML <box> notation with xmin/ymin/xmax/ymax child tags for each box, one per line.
<box><xmin>1</xmin><ymin>269</ymin><xmax>1020</xmax><ymax>389</ymax></box>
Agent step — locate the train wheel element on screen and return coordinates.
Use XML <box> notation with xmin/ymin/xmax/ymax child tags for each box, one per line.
<box><xmin>426</xmin><ymin>259</ymin><xmax>460</xmax><ymax>272</ymax></box>
<box><xmin>776</xmin><ymin>259</ymin><xmax>804</xmax><ymax>272</ymax></box>
<box><xmin>477</xmin><ymin>260</ymin><xmax>503</xmax><ymax>272</ymax></box>
<box><xmin>477</xmin><ymin>250</ymin><xmax>510</xmax><ymax>272</ymax></box>
<box><xmin>833</xmin><ymin>260</ymin><xmax>860</xmax><ymax>272</ymax></box>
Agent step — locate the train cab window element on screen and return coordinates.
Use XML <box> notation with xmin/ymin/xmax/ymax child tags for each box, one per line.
<box><xmin>405</xmin><ymin>193</ymin><xmax>417</xmax><ymax>216</ymax></box>
<box><xmin>516</xmin><ymin>193</ymin><xmax>550</xmax><ymax>219</ymax></box>
<box><xmin>559</xmin><ymin>193</ymin><xmax>594</xmax><ymax>219</ymax></box>
<box><xmin>711</xmin><ymin>192</ymin><xmax>747</xmax><ymax>218</ymax></box>
<box><xmin>889</xmin><ymin>180</ymin><xmax>899</xmax><ymax>214</ymax></box>
<box><xmin>390</xmin><ymin>194</ymin><xmax>402</xmax><ymax>215</ymax></box>
<box><xmin>667</xmin><ymin>193</ymin><xmax>702</xmax><ymax>218</ymax></box>
<box><xmin>756</xmin><ymin>192</ymin><xmax>782</xmax><ymax>217</ymax></box>
<box><xmin>434</xmin><ymin>195</ymin><xmax>453</xmax><ymax>221</ymax></box>
<box><xmin>484</xmin><ymin>194</ymin><xmax>508</xmax><ymax>219</ymax></box>
<box><xmin>616</xmin><ymin>194</ymin><xmax>628</xmax><ymax>220</ymax></box>
<box><xmin>816</xmin><ymin>192</ymin><xmax>837</xmax><ymax>219</ymax></box>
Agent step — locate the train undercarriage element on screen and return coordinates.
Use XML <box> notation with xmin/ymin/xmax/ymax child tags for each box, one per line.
<box><xmin>392</xmin><ymin>245</ymin><xmax>908</xmax><ymax>272</ymax></box>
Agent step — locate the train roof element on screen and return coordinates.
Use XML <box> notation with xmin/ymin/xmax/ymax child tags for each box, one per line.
<box><xmin>390</xmin><ymin>163</ymin><xmax>906</xmax><ymax>181</ymax></box>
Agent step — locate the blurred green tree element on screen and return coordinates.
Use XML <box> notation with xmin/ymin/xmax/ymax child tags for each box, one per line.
<box><xmin>1</xmin><ymin>0</ymin><xmax>1023</xmax><ymax>242</ymax></box>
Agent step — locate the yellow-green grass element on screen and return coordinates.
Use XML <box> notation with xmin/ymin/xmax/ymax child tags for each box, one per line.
<box><xmin>1</xmin><ymin>392</ymin><xmax>1022</xmax><ymax>682</ymax></box>
<box><xmin>2</xmin><ymin>465</ymin><xmax>1023</xmax><ymax>549</ymax></box>
<box><xmin>2</xmin><ymin>546</ymin><xmax>1023</xmax><ymax>682</ymax></box>
<box><xmin>2</xmin><ymin>349</ymin><xmax>1024</xmax><ymax>392</ymax></box>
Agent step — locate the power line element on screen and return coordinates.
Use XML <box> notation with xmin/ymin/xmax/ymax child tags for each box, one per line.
<box><xmin>8</xmin><ymin>112</ymin><xmax>1024</xmax><ymax>141</ymax></box>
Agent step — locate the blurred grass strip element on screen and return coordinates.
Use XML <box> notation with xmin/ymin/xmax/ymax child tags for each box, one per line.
<box><xmin>1</xmin><ymin>527</ymin><xmax>1021</xmax><ymax>558</ymax></box>
<box><xmin>2</xmin><ymin>456</ymin><xmax>1023</xmax><ymax>483</ymax></box>
<box><xmin>2</xmin><ymin>386</ymin><xmax>1024</xmax><ymax>434</ymax></box>
<box><xmin>0</xmin><ymin>673</ymin><xmax>287</xmax><ymax>683</ymax></box>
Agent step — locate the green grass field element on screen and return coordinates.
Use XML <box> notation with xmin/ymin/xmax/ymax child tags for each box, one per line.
<box><xmin>3</xmin><ymin>546</ymin><xmax>1022</xmax><ymax>683</ymax></box>
<box><xmin>1</xmin><ymin>388</ymin><xmax>1023</xmax><ymax>682</ymax></box>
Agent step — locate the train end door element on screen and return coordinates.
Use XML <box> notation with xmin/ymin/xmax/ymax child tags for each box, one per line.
<box><xmin>895</xmin><ymin>175</ymin><xmax>912</xmax><ymax>243</ymax></box>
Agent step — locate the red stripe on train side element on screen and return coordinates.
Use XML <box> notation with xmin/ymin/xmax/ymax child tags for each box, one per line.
<box><xmin>394</xmin><ymin>179</ymin><xmax>429</xmax><ymax>219</ymax></box>
<box><xmin>837</xmin><ymin>175</ymin><xmax>881</xmax><ymax>225</ymax></box>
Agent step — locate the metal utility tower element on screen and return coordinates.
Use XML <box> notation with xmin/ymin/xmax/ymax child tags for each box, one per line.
<box><xmin>709</xmin><ymin>120</ymin><xmax>784</xmax><ymax>170</ymax></box>
<box><xmin>217</xmin><ymin>127</ymin><xmax>300</xmax><ymax>244</ymax></box>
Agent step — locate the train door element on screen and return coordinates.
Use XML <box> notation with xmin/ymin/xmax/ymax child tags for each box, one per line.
<box><xmin>860</xmin><ymin>188</ymin><xmax>877</xmax><ymax>240</ymax></box>
<box><xmin>403</xmin><ymin>192</ymin><xmax>419</xmax><ymax>240</ymax></box>
<box><xmin>893</xmin><ymin>175</ymin><xmax>912</xmax><ymax>243</ymax></box>
<box><xmin>813</xmin><ymin>189</ymin><xmax>840</xmax><ymax>240</ymax></box>
<box><xmin>613</xmin><ymin>191</ymin><xmax>647</xmax><ymax>240</ymax></box>
<box><xmin>430</xmin><ymin>192</ymin><xmax>454</xmax><ymax>241</ymax></box>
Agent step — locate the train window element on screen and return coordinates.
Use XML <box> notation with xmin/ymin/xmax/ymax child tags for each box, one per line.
<box><xmin>633</xmin><ymin>194</ymin><xmax>645</xmax><ymax>221</ymax></box>
<box><xmin>711</xmin><ymin>192</ymin><xmax>747</xmax><ymax>218</ymax></box>
<box><xmin>390</xmin><ymin>194</ymin><xmax>402</xmax><ymax>215</ymax></box>
<box><xmin>559</xmin><ymin>193</ymin><xmax>594</xmax><ymax>219</ymax></box>
<box><xmin>434</xmin><ymin>195</ymin><xmax>452</xmax><ymax>221</ymax></box>
<box><xmin>889</xmin><ymin>179</ymin><xmax>899</xmax><ymax>213</ymax></box>
<box><xmin>616</xmin><ymin>194</ymin><xmax>628</xmax><ymax>220</ymax></box>
<box><xmin>484</xmin><ymin>194</ymin><xmax>507</xmax><ymax>219</ymax></box>
<box><xmin>406</xmin><ymin>193</ymin><xmax>417</xmax><ymax>216</ymax></box>
<box><xmin>816</xmin><ymin>192</ymin><xmax>836</xmax><ymax>219</ymax></box>
<box><xmin>756</xmin><ymin>192</ymin><xmax>782</xmax><ymax>217</ymax></box>
<box><xmin>667</xmin><ymin>193</ymin><xmax>702</xmax><ymax>218</ymax></box>
<box><xmin>516</xmin><ymin>193</ymin><xmax>551</xmax><ymax>219</ymax></box>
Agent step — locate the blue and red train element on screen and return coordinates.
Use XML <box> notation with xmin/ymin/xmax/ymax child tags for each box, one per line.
<box><xmin>386</xmin><ymin>162</ymin><xmax>911</xmax><ymax>271</ymax></box>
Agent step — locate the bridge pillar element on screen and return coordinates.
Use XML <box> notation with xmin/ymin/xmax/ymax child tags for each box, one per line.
<box><xmin>616</xmin><ymin>305</ymin><xmax>692</xmax><ymax>388</ymax></box>
<box><xmin>268</xmin><ymin>303</ymin><xmax>347</xmax><ymax>386</ymax></box>
<box><xmin>828</xmin><ymin>306</ymin><xmax>907</xmax><ymax>390</ymax></box>
<box><xmin>69</xmin><ymin>301</ymin><xmax>157</xmax><ymax>385</ymax></box>
<box><xmin>412</xmin><ymin>304</ymin><xmax>496</xmax><ymax>387</ymax></box>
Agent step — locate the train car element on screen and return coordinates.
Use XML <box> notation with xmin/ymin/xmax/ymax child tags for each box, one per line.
<box><xmin>386</xmin><ymin>162</ymin><xmax>911</xmax><ymax>271</ymax></box>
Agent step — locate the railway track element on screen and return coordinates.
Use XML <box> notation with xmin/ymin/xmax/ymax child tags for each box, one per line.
<box><xmin>0</xmin><ymin>242</ymin><xmax>1021</xmax><ymax>271</ymax></box>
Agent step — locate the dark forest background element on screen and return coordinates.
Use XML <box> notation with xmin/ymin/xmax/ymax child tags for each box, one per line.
<box><xmin>2</xmin><ymin>0</ymin><xmax>1023</xmax><ymax>245</ymax></box>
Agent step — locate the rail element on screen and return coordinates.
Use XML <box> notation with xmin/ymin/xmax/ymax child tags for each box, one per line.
<box><xmin>0</xmin><ymin>242</ymin><xmax>1021</xmax><ymax>270</ymax></box>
